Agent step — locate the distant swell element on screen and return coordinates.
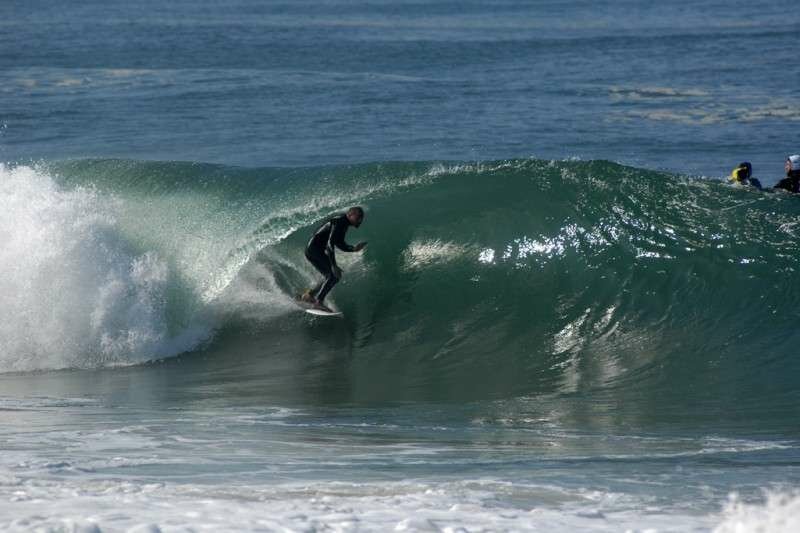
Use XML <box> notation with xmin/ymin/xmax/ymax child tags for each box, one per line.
<box><xmin>3</xmin><ymin>158</ymin><xmax>800</xmax><ymax>412</ymax></box>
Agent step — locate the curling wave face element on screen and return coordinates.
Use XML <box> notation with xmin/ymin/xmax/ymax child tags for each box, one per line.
<box><xmin>2</xmin><ymin>158</ymin><xmax>799</xmax><ymax>420</ymax></box>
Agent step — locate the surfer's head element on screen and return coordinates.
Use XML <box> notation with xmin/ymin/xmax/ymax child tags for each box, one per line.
<box><xmin>730</xmin><ymin>162</ymin><xmax>752</xmax><ymax>183</ymax></box>
<box><xmin>347</xmin><ymin>206</ymin><xmax>365</xmax><ymax>227</ymax></box>
<box><xmin>786</xmin><ymin>155</ymin><xmax>800</xmax><ymax>176</ymax></box>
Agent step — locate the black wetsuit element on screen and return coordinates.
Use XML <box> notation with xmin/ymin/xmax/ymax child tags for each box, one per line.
<box><xmin>774</xmin><ymin>174</ymin><xmax>800</xmax><ymax>193</ymax></box>
<box><xmin>305</xmin><ymin>213</ymin><xmax>356</xmax><ymax>302</ymax></box>
<box><xmin>746</xmin><ymin>177</ymin><xmax>763</xmax><ymax>190</ymax></box>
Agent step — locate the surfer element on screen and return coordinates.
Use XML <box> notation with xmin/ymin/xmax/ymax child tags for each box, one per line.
<box><xmin>773</xmin><ymin>155</ymin><xmax>800</xmax><ymax>193</ymax></box>
<box><xmin>301</xmin><ymin>206</ymin><xmax>367</xmax><ymax>310</ymax></box>
<box><xmin>728</xmin><ymin>162</ymin><xmax>762</xmax><ymax>189</ymax></box>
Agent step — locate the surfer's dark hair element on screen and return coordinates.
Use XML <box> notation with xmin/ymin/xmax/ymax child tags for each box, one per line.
<box><xmin>348</xmin><ymin>206</ymin><xmax>364</xmax><ymax>217</ymax></box>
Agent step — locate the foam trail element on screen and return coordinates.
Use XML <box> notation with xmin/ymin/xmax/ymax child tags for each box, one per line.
<box><xmin>0</xmin><ymin>165</ymin><xmax>209</xmax><ymax>371</ymax></box>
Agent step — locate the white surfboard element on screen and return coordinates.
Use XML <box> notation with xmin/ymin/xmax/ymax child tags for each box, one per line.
<box><xmin>304</xmin><ymin>307</ymin><xmax>342</xmax><ymax>317</ymax></box>
<box><xmin>295</xmin><ymin>296</ymin><xmax>342</xmax><ymax>317</ymax></box>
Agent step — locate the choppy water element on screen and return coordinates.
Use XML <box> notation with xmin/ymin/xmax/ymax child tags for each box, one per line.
<box><xmin>3</xmin><ymin>1</ymin><xmax>800</xmax><ymax>531</ymax></box>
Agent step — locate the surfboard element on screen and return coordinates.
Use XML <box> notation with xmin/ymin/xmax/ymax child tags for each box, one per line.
<box><xmin>295</xmin><ymin>296</ymin><xmax>342</xmax><ymax>317</ymax></box>
<box><xmin>304</xmin><ymin>307</ymin><xmax>342</xmax><ymax>317</ymax></box>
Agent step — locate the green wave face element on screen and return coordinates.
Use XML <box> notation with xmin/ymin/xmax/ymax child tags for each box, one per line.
<box><xmin>35</xmin><ymin>159</ymin><xmax>800</xmax><ymax>414</ymax></box>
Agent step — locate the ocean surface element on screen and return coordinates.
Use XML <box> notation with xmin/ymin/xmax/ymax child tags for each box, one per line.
<box><xmin>2</xmin><ymin>1</ymin><xmax>800</xmax><ymax>531</ymax></box>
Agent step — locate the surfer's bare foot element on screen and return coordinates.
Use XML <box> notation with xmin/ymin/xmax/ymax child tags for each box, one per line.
<box><xmin>300</xmin><ymin>290</ymin><xmax>315</xmax><ymax>303</ymax></box>
<box><xmin>313</xmin><ymin>302</ymin><xmax>332</xmax><ymax>312</ymax></box>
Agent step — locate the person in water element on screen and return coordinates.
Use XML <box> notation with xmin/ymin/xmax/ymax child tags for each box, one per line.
<box><xmin>301</xmin><ymin>206</ymin><xmax>367</xmax><ymax>310</ymax></box>
<box><xmin>773</xmin><ymin>155</ymin><xmax>800</xmax><ymax>193</ymax></box>
<box><xmin>728</xmin><ymin>161</ymin><xmax>762</xmax><ymax>189</ymax></box>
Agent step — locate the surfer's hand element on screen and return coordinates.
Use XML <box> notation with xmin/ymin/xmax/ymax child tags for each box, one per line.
<box><xmin>355</xmin><ymin>241</ymin><xmax>367</xmax><ymax>251</ymax></box>
<box><xmin>333</xmin><ymin>266</ymin><xmax>343</xmax><ymax>280</ymax></box>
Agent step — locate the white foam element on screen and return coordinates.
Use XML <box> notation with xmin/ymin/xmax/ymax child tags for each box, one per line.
<box><xmin>714</xmin><ymin>491</ymin><xmax>800</xmax><ymax>533</ymax></box>
<box><xmin>0</xmin><ymin>477</ymin><xmax>713</xmax><ymax>533</ymax></box>
<box><xmin>0</xmin><ymin>165</ymin><xmax>210</xmax><ymax>372</ymax></box>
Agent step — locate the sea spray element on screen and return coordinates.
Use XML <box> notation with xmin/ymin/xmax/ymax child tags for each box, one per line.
<box><xmin>0</xmin><ymin>164</ymin><xmax>209</xmax><ymax>371</ymax></box>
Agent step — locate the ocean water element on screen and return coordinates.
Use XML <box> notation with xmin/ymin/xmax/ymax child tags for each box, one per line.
<box><xmin>2</xmin><ymin>1</ymin><xmax>800</xmax><ymax>531</ymax></box>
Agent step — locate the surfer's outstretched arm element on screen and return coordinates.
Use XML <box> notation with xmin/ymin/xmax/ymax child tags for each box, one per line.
<box><xmin>328</xmin><ymin>216</ymin><xmax>356</xmax><ymax>254</ymax></box>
